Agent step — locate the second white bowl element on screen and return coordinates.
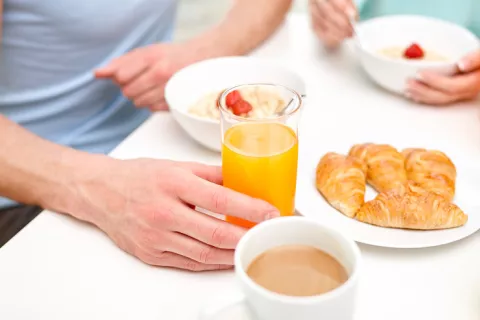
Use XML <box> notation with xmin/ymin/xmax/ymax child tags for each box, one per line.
<box><xmin>355</xmin><ymin>15</ymin><xmax>480</xmax><ymax>95</ymax></box>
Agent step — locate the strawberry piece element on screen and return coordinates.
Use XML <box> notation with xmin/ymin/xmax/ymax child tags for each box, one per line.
<box><xmin>225</xmin><ymin>90</ymin><xmax>242</xmax><ymax>108</ymax></box>
<box><xmin>403</xmin><ymin>43</ymin><xmax>424</xmax><ymax>59</ymax></box>
<box><xmin>230</xmin><ymin>100</ymin><xmax>253</xmax><ymax>116</ymax></box>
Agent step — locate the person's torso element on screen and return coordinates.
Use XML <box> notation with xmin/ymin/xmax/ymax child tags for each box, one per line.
<box><xmin>0</xmin><ymin>0</ymin><xmax>177</xmax><ymax>154</ymax></box>
<box><xmin>357</xmin><ymin>0</ymin><xmax>480</xmax><ymax>37</ymax></box>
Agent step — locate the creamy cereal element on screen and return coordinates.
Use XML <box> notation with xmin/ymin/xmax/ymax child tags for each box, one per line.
<box><xmin>188</xmin><ymin>86</ymin><xmax>285</xmax><ymax>120</ymax></box>
<box><xmin>378</xmin><ymin>46</ymin><xmax>448</xmax><ymax>62</ymax></box>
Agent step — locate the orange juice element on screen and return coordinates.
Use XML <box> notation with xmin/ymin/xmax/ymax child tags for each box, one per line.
<box><xmin>222</xmin><ymin>122</ymin><xmax>298</xmax><ymax>228</ymax></box>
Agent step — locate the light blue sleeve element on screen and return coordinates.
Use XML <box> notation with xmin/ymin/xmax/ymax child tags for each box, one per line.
<box><xmin>354</xmin><ymin>0</ymin><xmax>368</xmax><ymax>10</ymax></box>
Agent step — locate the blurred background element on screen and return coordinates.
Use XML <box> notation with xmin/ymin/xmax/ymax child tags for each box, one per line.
<box><xmin>174</xmin><ymin>0</ymin><xmax>307</xmax><ymax>41</ymax></box>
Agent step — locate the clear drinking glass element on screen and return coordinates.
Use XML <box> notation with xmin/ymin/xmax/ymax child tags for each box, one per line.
<box><xmin>219</xmin><ymin>84</ymin><xmax>303</xmax><ymax>228</ymax></box>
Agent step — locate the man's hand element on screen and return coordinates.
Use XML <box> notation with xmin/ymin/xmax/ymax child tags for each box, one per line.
<box><xmin>0</xmin><ymin>117</ymin><xmax>279</xmax><ymax>272</ymax></box>
<box><xmin>95</xmin><ymin>0</ymin><xmax>292</xmax><ymax>111</ymax></box>
<box><xmin>73</xmin><ymin>159</ymin><xmax>279</xmax><ymax>271</ymax></box>
<box><xmin>309</xmin><ymin>0</ymin><xmax>356</xmax><ymax>49</ymax></box>
<box><xmin>95</xmin><ymin>43</ymin><xmax>191</xmax><ymax>112</ymax></box>
<box><xmin>406</xmin><ymin>50</ymin><xmax>480</xmax><ymax>105</ymax></box>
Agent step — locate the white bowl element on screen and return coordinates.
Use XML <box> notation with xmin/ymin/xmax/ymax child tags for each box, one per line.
<box><xmin>355</xmin><ymin>15</ymin><xmax>480</xmax><ymax>94</ymax></box>
<box><xmin>164</xmin><ymin>57</ymin><xmax>306</xmax><ymax>152</ymax></box>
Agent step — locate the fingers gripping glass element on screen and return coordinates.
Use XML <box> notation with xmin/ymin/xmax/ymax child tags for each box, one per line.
<box><xmin>219</xmin><ymin>84</ymin><xmax>303</xmax><ymax>228</ymax></box>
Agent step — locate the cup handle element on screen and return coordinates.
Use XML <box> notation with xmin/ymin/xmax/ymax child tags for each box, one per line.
<box><xmin>198</xmin><ymin>295</ymin><xmax>252</xmax><ymax>320</ymax></box>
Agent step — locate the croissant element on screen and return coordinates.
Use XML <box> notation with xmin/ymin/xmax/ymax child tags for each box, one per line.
<box><xmin>356</xmin><ymin>182</ymin><xmax>467</xmax><ymax>230</ymax></box>
<box><xmin>316</xmin><ymin>152</ymin><xmax>366</xmax><ymax>218</ymax></box>
<box><xmin>402</xmin><ymin>148</ymin><xmax>456</xmax><ymax>201</ymax></box>
<box><xmin>349</xmin><ymin>143</ymin><xmax>407</xmax><ymax>193</ymax></box>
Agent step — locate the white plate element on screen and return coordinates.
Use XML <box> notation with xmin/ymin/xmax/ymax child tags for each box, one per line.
<box><xmin>295</xmin><ymin>149</ymin><xmax>480</xmax><ymax>249</ymax></box>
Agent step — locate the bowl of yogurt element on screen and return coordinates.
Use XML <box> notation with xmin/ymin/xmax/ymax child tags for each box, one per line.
<box><xmin>354</xmin><ymin>15</ymin><xmax>480</xmax><ymax>95</ymax></box>
<box><xmin>165</xmin><ymin>57</ymin><xmax>306</xmax><ymax>152</ymax></box>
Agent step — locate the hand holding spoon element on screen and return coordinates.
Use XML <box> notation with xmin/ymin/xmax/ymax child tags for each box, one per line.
<box><xmin>347</xmin><ymin>8</ymin><xmax>366</xmax><ymax>49</ymax></box>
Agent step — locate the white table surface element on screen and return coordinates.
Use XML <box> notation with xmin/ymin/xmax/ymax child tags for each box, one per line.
<box><xmin>1</xmin><ymin>14</ymin><xmax>480</xmax><ymax>320</ymax></box>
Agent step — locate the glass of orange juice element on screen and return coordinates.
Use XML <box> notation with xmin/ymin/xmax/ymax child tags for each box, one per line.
<box><xmin>219</xmin><ymin>84</ymin><xmax>303</xmax><ymax>228</ymax></box>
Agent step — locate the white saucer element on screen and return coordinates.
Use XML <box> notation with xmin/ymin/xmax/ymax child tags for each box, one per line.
<box><xmin>296</xmin><ymin>152</ymin><xmax>480</xmax><ymax>249</ymax></box>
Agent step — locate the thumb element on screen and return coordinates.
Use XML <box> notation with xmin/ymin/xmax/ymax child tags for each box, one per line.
<box><xmin>458</xmin><ymin>50</ymin><xmax>480</xmax><ymax>72</ymax></box>
<box><xmin>94</xmin><ymin>65</ymin><xmax>116</xmax><ymax>78</ymax></box>
<box><xmin>94</xmin><ymin>59</ymin><xmax>120</xmax><ymax>78</ymax></box>
<box><xmin>343</xmin><ymin>0</ymin><xmax>358</xmax><ymax>19</ymax></box>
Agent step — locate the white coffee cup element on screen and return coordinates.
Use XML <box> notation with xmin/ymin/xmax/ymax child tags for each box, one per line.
<box><xmin>199</xmin><ymin>216</ymin><xmax>361</xmax><ymax>320</ymax></box>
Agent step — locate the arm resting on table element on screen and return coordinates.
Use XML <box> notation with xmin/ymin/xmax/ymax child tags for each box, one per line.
<box><xmin>0</xmin><ymin>115</ymin><xmax>109</xmax><ymax>223</ymax></box>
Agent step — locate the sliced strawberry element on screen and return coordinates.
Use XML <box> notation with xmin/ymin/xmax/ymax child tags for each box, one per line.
<box><xmin>230</xmin><ymin>100</ymin><xmax>253</xmax><ymax>116</ymax></box>
<box><xmin>403</xmin><ymin>43</ymin><xmax>424</xmax><ymax>59</ymax></box>
<box><xmin>225</xmin><ymin>90</ymin><xmax>242</xmax><ymax>108</ymax></box>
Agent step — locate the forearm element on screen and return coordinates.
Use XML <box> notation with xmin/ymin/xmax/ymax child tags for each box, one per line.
<box><xmin>0</xmin><ymin>115</ymin><xmax>108</xmax><ymax>222</ymax></box>
<box><xmin>185</xmin><ymin>0</ymin><xmax>293</xmax><ymax>59</ymax></box>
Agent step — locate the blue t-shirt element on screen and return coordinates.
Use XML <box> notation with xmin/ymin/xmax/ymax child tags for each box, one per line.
<box><xmin>0</xmin><ymin>0</ymin><xmax>177</xmax><ymax>208</ymax></box>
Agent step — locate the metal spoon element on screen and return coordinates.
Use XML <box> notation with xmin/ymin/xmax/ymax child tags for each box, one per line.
<box><xmin>275</xmin><ymin>94</ymin><xmax>306</xmax><ymax>117</ymax></box>
<box><xmin>348</xmin><ymin>10</ymin><xmax>365</xmax><ymax>49</ymax></box>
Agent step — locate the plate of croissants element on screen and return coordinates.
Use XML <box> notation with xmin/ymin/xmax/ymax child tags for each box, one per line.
<box><xmin>296</xmin><ymin>143</ymin><xmax>480</xmax><ymax>248</ymax></box>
